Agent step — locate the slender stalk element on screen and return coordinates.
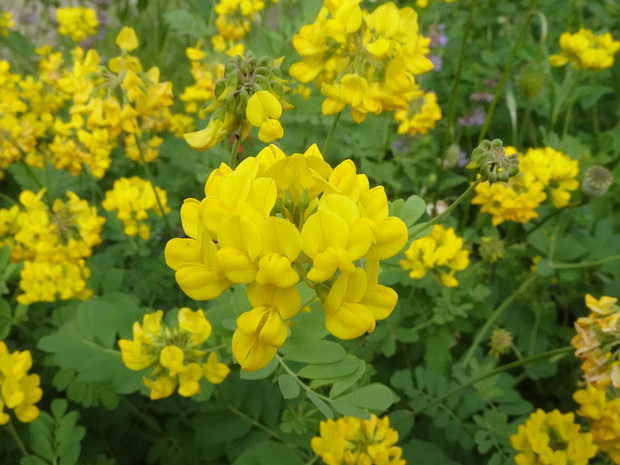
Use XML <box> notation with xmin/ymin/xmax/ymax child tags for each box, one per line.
<box><xmin>229</xmin><ymin>134</ymin><xmax>242</xmax><ymax>169</ymax></box>
<box><xmin>133</xmin><ymin>134</ymin><xmax>175</xmax><ymax>238</ymax></box>
<box><xmin>276</xmin><ymin>354</ymin><xmax>332</xmax><ymax>404</ymax></box>
<box><xmin>322</xmin><ymin>112</ymin><xmax>342</xmax><ymax>156</ymax></box>
<box><xmin>411</xmin><ymin>178</ymin><xmax>481</xmax><ymax>238</ymax></box>
<box><xmin>414</xmin><ymin>346</ymin><xmax>574</xmax><ymax>415</ymax></box>
<box><xmin>461</xmin><ymin>274</ymin><xmax>537</xmax><ymax>367</ymax></box>
<box><xmin>6</xmin><ymin>419</ymin><xmax>29</xmax><ymax>457</ymax></box>
<box><xmin>551</xmin><ymin>254</ymin><xmax>620</xmax><ymax>270</ymax></box>
<box><xmin>432</xmin><ymin>0</ymin><xmax>477</xmax><ymax>210</ymax></box>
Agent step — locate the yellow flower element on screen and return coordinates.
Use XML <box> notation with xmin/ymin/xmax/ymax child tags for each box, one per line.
<box><xmin>246</xmin><ymin>90</ymin><xmax>284</xmax><ymax>142</ymax></box>
<box><xmin>394</xmin><ymin>91</ymin><xmax>442</xmax><ymax>136</ymax></box>
<box><xmin>56</xmin><ymin>7</ymin><xmax>98</xmax><ymax>42</ymax></box>
<box><xmin>399</xmin><ymin>224</ymin><xmax>469</xmax><ymax>287</ymax></box>
<box><xmin>511</xmin><ymin>409</ymin><xmax>597</xmax><ymax>465</ymax></box>
<box><xmin>312</xmin><ymin>414</ymin><xmax>405</xmax><ymax>465</ymax></box>
<box><xmin>0</xmin><ymin>342</ymin><xmax>42</xmax><ymax>424</ymax></box>
<box><xmin>0</xmin><ymin>11</ymin><xmax>15</xmax><ymax>37</ymax></box>
<box><xmin>115</xmin><ymin>26</ymin><xmax>139</xmax><ymax>52</ymax></box>
<box><xmin>550</xmin><ymin>28</ymin><xmax>620</xmax><ymax>70</ymax></box>
<box><xmin>119</xmin><ymin>308</ymin><xmax>229</xmax><ymax>399</ymax></box>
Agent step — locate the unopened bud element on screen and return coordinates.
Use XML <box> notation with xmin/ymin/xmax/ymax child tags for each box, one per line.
<box><xmin>467</xmin><ymin>139</ymin><xmax>519</xmax><ymax>183</ymax></box>
<box><xmin>582</xmin><ymin>165</ymin><xmax>613</xmax><ymax>197</ymax></box>
<box><xmin>518</xmin><ymin>62</ymin><xmax>546</xmax><ymax>99</ymax></box>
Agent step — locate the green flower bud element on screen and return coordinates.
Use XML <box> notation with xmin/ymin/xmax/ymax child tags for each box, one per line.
<box><xmin>518</xmin><ymin>61</ymin><xmax>546</xmax><ymax>99</ymax></box>
<box><xmin>582</xmin><ymin>165</ymin><xmax>613</xmax><ymax>197</ymax></box>
<box><xmin>467</xmin><ymin>139</ymin><xmax>519</xmax><ymax>183</ymax></box>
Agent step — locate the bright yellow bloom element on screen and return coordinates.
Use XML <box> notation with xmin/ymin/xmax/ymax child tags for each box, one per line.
<box><xmin>290</xmin><ymin>1</ymin><xmax>432</xmax><ymax>123</ymax></box>
<box><xmin>246</xmin><ymin>90</ymin><xmax>284</xmax><ymax>142</ymax></box>
<box><xmin>394</xmin><ymin>91</ymin><xmax>442</xmax><ymax>136</ymax></box>
<box><xmin>115</xmin><ymin>27</ymin><xmax>139</xmax><ymax>52</ymax></box>
<box><xmin>0</xmin><ymin>342</ymin><xmax>42</xmax><ymax>424</ymax></box>
<box><xmin>574</xmin><ymin>384</ymin><xmax>620</xmax><ymax>463</ymax></box>
<box><xmin>471</xmin><ymin>146</ymin><xmax>579</xmax><ymax>225</ymax></box>
<box><xmin>119</xmin><ymin>308</ymin><xmax>229</xmax><ymax>399</ymax></box>
<box><xmin>511</xmin><ymin>409</ymin><xmax>597</xmax><ymax>465</ymax></box>
<box><xmin>550</xmin><ymin>28</ymin><xmax>620</xmax><ymax>70</ymax></box>
<box><xmin>311</xmin><ymin>414</ymin><xmax>405</xmax><ymax>465</ymax></box>
<box><xmin>56</xmin><ymin>7</ymin><xmax>98</xmax><ymax>42</ymax></box>
<box><xmin>166</xmin><ymin>144</ymin><xmax>407</xmax><ymax>370</ymax></box>
<box><xmin>0</xmin><ymin>11</ymin><xmax>15</xmax><ymax>37</ymax></box>
<box><xmin>400</xmin><ymin>224</ymin><xmax>469</xmax><ymax>287</ymax></box>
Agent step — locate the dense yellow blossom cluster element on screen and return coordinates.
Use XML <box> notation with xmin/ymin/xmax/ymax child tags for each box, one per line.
<box><xmin>311</xmin><ymin>414</ymin><xmax>405</xmax><ymax>465</ymax></box>
<box><xmin>119</xmin><ymin>308</ymin><xmax>230</xmax><ymax>399</ymax></box>
<box><xmin>211</xmin><ymin>0</ymin><xmax>278</xmax><ymax>55</ymax></box>
<box><xmin>102</xmin><ymin>176</ymin><xmax>170</xmax><ymax>240</ymax></box>
<box><xmin>511</xmin><ymin>409</ymin><xmax>597</xmax><ymax>465</ymax></box>
<box><xmin>56</xmin><ymin>7</ymin><xmax>98</xmax><ymax>43</ymax></box>
<box><xmin>550</xmin><ymin>28</ymin><xmax>620</xmax><ymax>70</ymax></box>
<box><xmin>399</xmin><ymin>224</ymin><xmax>469</xmax><ymax>287</ymax></box>
<box><xmin>0</xmin><ymin>342</ymin><xmax>42</xmax><ymax>424</ymax></box>
<box><xmin>0</xmin><ymin>11</ymin><xmax>15</xmax><ymax>36</ymax></box>
<box><xmin>165</xmin><ymin>144</ymin><xmax>407</xmax><ymax>371</ymax></box>
<box><xmin>0</xmin><ymin>27</ymin><xmax>183</xmax><ymax>180</ymax></box>
<box><xmin>394</xmin><ymin>91</ymin><xmax>442</xmax><ymax>136</ymax></box>
<box><xmin>0</xmin><ymin>189</ymin><xmax>104</xmax><ymax>304</ymax></box>
<box><xmin>471</xmin><ymin>146</ymin><xmax>579</xmax><ymax>226</ymax></box>
<box><xmin>289</xmin><ymin>1</ymin><xmax>432</xmax><ymax>123</ymax></box>
<box><xmin>571</xmin><ymin>294</ymin><xmax>620</xmax><ymax>389</ymax></box>
<box><xmin>574</xmin><ymin>384</ymin><xmax>620</xmax><ymax>464</ymax></box>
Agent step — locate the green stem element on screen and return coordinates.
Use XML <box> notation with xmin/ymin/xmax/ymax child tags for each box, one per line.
<box><xmin>276</xmin><ymin>354</ymin><xmax>332</xmax><ymax>405</ymax></box>
<box><xmin>229</xmin><ymin>134</ymin><xmax>242</xmax><ymax>169</ymax></box>
<box><xmin>411</xmin><ymin>178</ymin><xmax>481</xmax><ymax>238</ymax></box>
<box><xmin>133</xmin><ymin>134</ymin><xmax>175</xmax><ymax>239</ymax></box>
<box><xmin>6</xmin><ymin>419</ymin><xmax>29</xmax><ymax>457</ymax></box>
<box><xmin>224</xmin><ymin>399</ymin><xmax>285</xmax><ymax>442</ymax></box>
<box><xmin>322</xmin><ymin>111</ymin><xmax>341</xmax><ymax>156</ymax></box>
<box><xmin>433</xmin><ymin>0</ymin><xmax>477</xmax><ymax>209</ymax></box>
<box><xmin>478</xmin><ymin>11</ymin><xmax>544</xmax><ymax>144</ymax></box>
<box><xmin>414</xmin><ymin>346</ymin><xmax>573</xmax><ymax>415</ymax></box>
<box><xmin>551</xmin><ymin>254</ymin><xmax>620</xmax><ymax>270</ymax></box>
<box><xmin>551</xmin><ymin>68</ymin><xmax>574</xmax><ymax>128</ymax></box>
<box><xmin>462</xmin><ymin>274</ymin><xmax>537</xmax><ymax>366</ymax></box>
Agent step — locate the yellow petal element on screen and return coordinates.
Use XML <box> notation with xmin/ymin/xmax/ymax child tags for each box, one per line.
<box><xmin>116</xmin><ymin>26</ymin><xmax>139</xmax><ymax>52</ymax></box>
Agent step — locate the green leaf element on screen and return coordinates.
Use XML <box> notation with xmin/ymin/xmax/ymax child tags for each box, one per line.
<box><xmin>233</xmin><ymin>441</ymin><xmax>305</xmax><ymax>465</ymax></box>
<box><xmin>329</xmin><ymin>358</ymin><xmax>366</xmax><ymax>398</ymax></box>
<box><xmin>51</xmin><ymin>399</ymin><xmax>68</xmax><ymax>420</ymax></box>
<box><xmin>277</xmin><ymin>374</ymin><xmax>300</xmax><ymax>399</ymax></box>
<box><xmin>305</xmin><ymin>391</ymin><xmax>333</xmax><ymax>419</ymax></box>
<box><xmin>297</xmin><ymin>357</ymin><xmax>358</xmax><ymax>379</ymax></box>
<box><xmin>20</xmin><ymin>457</ymin><xmax>49</xmax><ymax>465</ymax></box>
<box><xmin>331</xmin><ymin>401</ymin><xmax>371</xmax><ymax>419</ymax></box>
<box><xmin>334</xmin><ymin>383</ymin><xmax>397</xmax><ymax>412</ymax></box>
<box><xmin>390</xmin><ymin>195</ymin><xmax>426</xmax><ymax>229</ymax></box>
<box><xmin>282</xmin><ymin>340</ymin><xmax>345</xmax><ymax>364</ymax></box>
<box><xmin>0</xmin><ymin>299</ymin><xmax>12</xmax><ymax>340</ymax></box>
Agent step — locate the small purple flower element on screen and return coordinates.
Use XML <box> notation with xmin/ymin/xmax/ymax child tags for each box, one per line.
<box><xmin>429</xmin><ymin>55</ymin><xmax>443</xmax><ymax>72</ymax></box>
<box><xmin>458</xmin><ymin>107</ymin><xmax>486</xmax><ymax>127</ymax></box>
<box><xmin>470</xmin><ymin>91</ymin><xmax>494</xmax><ymax>103</ymax></box>
<box><xmin>428</xmin><ymin>23</ymin><xmax>448</xmax><ymax>48</ymax></box>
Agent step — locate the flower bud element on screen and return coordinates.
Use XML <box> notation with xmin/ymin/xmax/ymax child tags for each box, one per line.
<box><xmin>467</xmin><ymin>139</ymin><xmax>519</xmax><ymax>183</ymax></box>
<box><xmin>582</xmin><ymin>165</ymin><xmax>613</xmax><ymax>197</ymax></box>
<box><xmin>518</xmin><ymin>62</ymin><xmax>546</xmax><ymax>99</ymax></box>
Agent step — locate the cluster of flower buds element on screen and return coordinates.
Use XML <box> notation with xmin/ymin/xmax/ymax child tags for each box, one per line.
<box><xmin>467</xmin><ymin>139</ymin><xmax>520</xmax><ymax>183</ymax></box>
<box><xmin>184</xmin><ymin>51</ymin><xmax>292</xmax><ymax>151</ymax></box>
<box><xmin>165</xmin><ymin>144</ymin><xmax>408</xmax><ymax>371</ymax></box>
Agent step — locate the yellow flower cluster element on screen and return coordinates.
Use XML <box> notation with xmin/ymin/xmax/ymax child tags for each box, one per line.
<box><xmin>56</xmin><ymin>7</ymin><xmax>98</xmax><ymax>43</ymax></box>
<box><xmin>212</xmin><ymin>0</ymin><xmax>277</xmax><ymax>55</ymax></box>
<box><xmin>571</xmin><ymin>294</ymin><xmax>620</xmax><ymax>389</ymax></box>
<box><xmin>0</xmin><ymin>189</ymin><xmax>104</xmax><ymax>304</ymax></box>
<box><xmin>180</xmin><ymin>42</ymin><xmax>226</xmax><ymax>118</ymax></box>
<box><xmin>119</xmin><ymin>308</ymin><xmax>230</xmax><ymax>399</ymax></box>
<box><xmin>510</xmin><ymin>409</ymin><xmax>597</xmax><ymax>465</ymax></box>
<box><xmin>399</xmin><ymin>224</ymin><xmax>469</xmax><ymax>287</ymax></box>
<box><xmin>102</xmin><ymin>177</ymin><xmax>170</xmax><ymax>240</ymax></box>
<box><xmin>550</xmin><ymin>28</ymin><xmax>620</xmax><ymax>71</ymax></box>
<box><xmin>0</xmin><ymin>342</ymin><xmax>42</xmax><ymax>424</ymax></box>
<box><xmin>471</xmin><ymin>146</ymin><xmax>579</xmax><ymax>226</ymax></box>
<box><xmin>574</xmin><ymin>384</ymin><xmax>620</xmax><ymax>464</ymax></box>
<box><xmin>394</xmin><ymin>91</ymin><xmax>442</xmax><ymax>136</ymax></box>
<box><xmin>0</xmin><ymin>11</ymin><xmax>15</xmax><ymax>37</ymax></box>
<box><xmin>0</xmin><ymin>27</ymin><xmax>181</xmax><ymax>179</ymax></box>
<box><xmin>289</xmin><ymin>1</ymin><xmax>432</xmax><ymax>123</ymax></box>
<box><xmin>311</xmin><ymin>414</ymin><xmax>405</xmax><ymax>465</ymax></box>
<box><xmin>165</xmin><ymin>144</ymin><xmax>408</xmax><ymax>371</ymax></box>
